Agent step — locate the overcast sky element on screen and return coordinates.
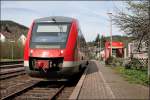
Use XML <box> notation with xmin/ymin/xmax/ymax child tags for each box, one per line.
<box><xmin>1</xmin><ymin>1</ymin><xmax>127</xmax><ymax>42</ymax></box>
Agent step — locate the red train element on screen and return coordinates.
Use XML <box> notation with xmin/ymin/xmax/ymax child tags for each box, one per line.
<box><xmin>24</xmin><ymin>16</ymin><xmax>88</xmax><ymax>79</ymax></box>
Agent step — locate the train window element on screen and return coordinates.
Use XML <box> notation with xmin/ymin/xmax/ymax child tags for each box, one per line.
<box><xmin>37</xmin><ymin>25</ymin><xmax>67</xmax><ymax>33</ymax></box>
<box><xmin>30</xmin><ymin>23</ymin><xmax>70</xmax><ymax>49</ymax></box>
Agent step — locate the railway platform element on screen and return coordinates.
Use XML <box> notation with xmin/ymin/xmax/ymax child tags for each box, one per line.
<box><xmin>70</xmin><ymin>60</ymin><xmax>149</xmax><ymax>99</ymax></box>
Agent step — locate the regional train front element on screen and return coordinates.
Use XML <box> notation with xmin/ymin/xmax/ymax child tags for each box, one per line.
<box><xmin>24</xmin><ymin>16</ymin><xmax>81</xmax><ymax>79</ymax></box>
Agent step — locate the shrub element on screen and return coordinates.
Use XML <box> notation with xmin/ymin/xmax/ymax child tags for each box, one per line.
<box><xmin>123</xmin><ymin>58</ymin><xmax>146</xmax><ymax>70</ymax></box>
<box><xmin>113</xmin><ymin>66</ymin><xmax>149</xmax><ymax>86</ymax></box>
<box><xmin>105</xmin><ymin>56</ymin><xmax>124</xmax><ymax>67</ymax></box>
<box><xmin>105</xmin><ymin>56</ymin><xmax>114</xmax><ymax>65</ymax></box>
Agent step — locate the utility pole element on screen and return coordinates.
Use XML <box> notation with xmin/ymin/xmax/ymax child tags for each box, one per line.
<box><xmin>100</xmin><ymin>34</ymin><xmax>101</xmax><ymax>54</ymax></box>
<box><xmin>99</xmin><ymin>34</ymin><xmax>101</xmax><ymax>60</ymax></box>
<box><xmin>107</xmin><ymin>12</ymin><xmax>112</xmax><ymax>56</ymax></box>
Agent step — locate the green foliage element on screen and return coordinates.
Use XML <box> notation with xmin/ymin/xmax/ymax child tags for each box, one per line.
<box><xmin>124</xmin><ymin>58</ymin><xmax>147</xmax><ymax>70</ymax></box>
<box><xmin>100</xmin><ymin>35</ymin><xmax>106</xmax><ymax>48</ymax></box>
<box><xmin>0</xmin><ymin>41</ymin><xmax>24</xmax><ymax>60</ymax></box>
<box><xmin>94</xmin><ymin>34</ymin><xmax>106</xmax><ymax>48</ymax></box>
<box><xmin>114</xmin><ymin>66</ymin><xmax>149</xmax><ymax>86</ymax></box>
<box><xmin>105</xmin><ymin>56</ymin><xmax>114</xmax><ymax>65</ymax></box>
<box><xmin>95</xmin><ymin>34</ymin><xmax>100</xmax><ymax>43</ymax></box>
<box><xmin>106</xmin><ymin>56</ymin><xmax>149</xmax><ymax>85</ymax></box>
<box><xmin>89</xmin><ymin>35</ymin><xmax>132</xmax><ymax>51</ymax></box>
<box><xmin>94</xmin><ymin>34</ymin><xmax>100</xmax><ymax>47</ymax></box>
<box><xmin>106</xmin><ymin>56</ymin><xmax>147</xmax><ymax>71</ymax></box>
<box><xmin>105</xmin><ymin>56</ymin><xmax>124</xmax><ymax>66</ymax></box>
<box><xmin>113</xmin><ymin>1</ymin><xmax>149</xmax><ymax>45</ymax></box>
<box><xmin>0</xmin><ymin>20</ymin><xmax>28</xmax><ymax>60</ymax></box>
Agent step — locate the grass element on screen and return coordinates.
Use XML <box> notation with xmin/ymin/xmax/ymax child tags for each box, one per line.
<box><xmin>112</xmin><ymin>66</ymin><xmax>149</xmax><ymax>86</ymax></box>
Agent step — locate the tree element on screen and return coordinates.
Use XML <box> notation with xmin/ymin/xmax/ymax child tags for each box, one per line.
<box><xmin>94</xmin><ymin>34</ymin><xmax>106</xmax><ymax>49</ymax></box>
<box><xmin>95</xmin><ymin>34</ymin><xmax>100</xmax><ymax>43</ymax></box>
<box><xmin>101</xmin><ymin>35</ymin><xmax>106</xmax><ymax>48</ymax></box>
<box><xmin>94</xmin><ymin>34</ymin><xmax>100</xmax><ymax>47</ymax></box>
<box><xmin>113</xmin><ymin>1</ymin><xmax>149</xmax><ymax>50</ymax></box>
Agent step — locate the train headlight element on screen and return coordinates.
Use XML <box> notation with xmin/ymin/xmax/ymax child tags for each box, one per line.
<box><xmin>30</xmin><ymin>49</ymin><xmax>33</xmax><ymax>54</ymax></box>
<box><xmin>60</xmin><ymin>50</ymin><xmax>64</xmax><ymax>54</ymax></box>
<box><xmin>30</xmin><ymin>49</ymin><xmax>33</xmax><ymax>56</ymax></box>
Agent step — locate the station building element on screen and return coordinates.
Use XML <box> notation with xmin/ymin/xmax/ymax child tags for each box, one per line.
<box><xmin>104</xmin><ymin>41</ymin><xmax>124</xmax><ymax>60</ymax></box>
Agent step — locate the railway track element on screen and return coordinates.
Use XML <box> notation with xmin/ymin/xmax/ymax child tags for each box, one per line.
<box><xmin>12</xmin><ymin>81</ymin><xmax>66</xmax><ymax>100</ymax></box>
<box><xmin>1</xmin><ymin>80</ymin><xmax>40</xmax><ymax>100</ymax></box>
<box><xmin>0</xmin><ymin>67</ymin><xmax>86</xmax><ymax>100</ymax></box>
<box><xmin>1</xmin><ymin>80</ymin><xmax>79</xmax><ymax>100</ymax></box>
<box><xmin>0</xmin><ymin>60</ymin><xmax>86</xmax><ymax>100</ymax></box>
<box><xmin>0</xmin><ymin>61</ymin><xmax>25</xmax><ymax>80</ymax></box>
<box><xmin>0</xmin><ymin>60</ymin><xmax>23</xmax><ymax>66</ymax></box>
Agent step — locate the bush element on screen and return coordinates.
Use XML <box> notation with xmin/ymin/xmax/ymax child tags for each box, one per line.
<box><xmin>125</xmin><ymin>63</ymin><xmax>131</xmax><ymax>69</ymax></box>
<box><xmin>105</xmin><ymin>56</ymin><xmax>114</xmax><ymax>65</ymax></box>
<box><xmin>0</xmin><ymin>41</ymin><xmax>24</xmax><ymax>60</ymax></box>
<box><xmin>113</xmin><ymin>66</ymin><xmax>149</xmax><ymax>86</ymax></box>
<box><xmin>123</xmin><ymin>58</ymin><xmax>146</xmax><ymax>70</ymax></box>
<box><xmin>105</xmin><ymin>56</ymin><xmax>124</xmax><ymax>67</ymax></box>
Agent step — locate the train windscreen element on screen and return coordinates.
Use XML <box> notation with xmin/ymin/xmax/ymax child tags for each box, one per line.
<box><xmin>30</xmin><ymin>23</ymin><xmax>70</xmax><ymax>49</ymax></box>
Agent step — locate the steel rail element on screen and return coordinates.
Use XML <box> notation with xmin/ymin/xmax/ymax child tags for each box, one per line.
<box><xmin>0</xmin><ymin>60</ymin><xmax>23</xmax><ymax>66</ymax></box>
<box><xmin>0</xmin><ymin>64</ymin><xmax>23</xmax><ymax>69</ymax></box>
<box><xmin>0</xmin><ymin>62</ymin><xmax>25</xmax><ymax>80</ymax></box>
<box><xmin>1</xmin><ymin>81</ymin><xmax>40</xmax><ymax>100</ymax></box>
<box><xmin>49</xmin><ymin>85</ymin><xmax>65</xmax><ymax>100</ymax></box>
<box><xmin>0</xmin><ymin>70</ymin><xmax>25</xmax><ymax>80</ymax></box>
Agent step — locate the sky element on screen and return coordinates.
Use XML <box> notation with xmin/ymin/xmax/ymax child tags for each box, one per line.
<box><xmin>1</xmin><ymin>1</ymin><xmax>127</xmax><ymax>42</ymax></box>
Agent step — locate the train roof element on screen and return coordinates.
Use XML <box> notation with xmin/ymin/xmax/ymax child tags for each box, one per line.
<box><xmin>34</xmin><ymin>16</ymin><xmax>74</xmax><ymax>23</ymax></box>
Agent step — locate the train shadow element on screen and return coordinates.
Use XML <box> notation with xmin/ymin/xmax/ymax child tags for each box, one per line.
<box><xmin>86</xmin><ymin>60</ymin><xmax>99</xmax><ymax>75</ymax></box>
<box><xmin>33</xmin><ymin>66</ymin><xmax>86</xmax><ymax>88</ymax></box>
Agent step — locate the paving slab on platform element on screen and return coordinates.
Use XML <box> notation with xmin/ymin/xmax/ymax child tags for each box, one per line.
<box><xmin>77</xmin><ymin>60</ymin><xmax>149</xmax><ymax>99</ymax></box>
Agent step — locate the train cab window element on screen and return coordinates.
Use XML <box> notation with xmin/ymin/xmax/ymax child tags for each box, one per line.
<box><xmin>30</xmin><ymin>23</ymin><xmax>70</xmax><ymax>49</ymax></box>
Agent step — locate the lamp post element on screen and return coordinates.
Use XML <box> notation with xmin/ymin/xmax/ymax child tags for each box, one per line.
<box><xmin>9</xmin><ymin>40</ymin><xmax>15</xmax><ymax>60</ymax></box>
<box><xmin>107</xmin><ymin>12</ymin><xmax>112</xmax><ymax>56</ymax></box>
<box><xmin>99</xmin><ymin>34</ymin><xmax>101</xmax><ymax>60</ymax></box>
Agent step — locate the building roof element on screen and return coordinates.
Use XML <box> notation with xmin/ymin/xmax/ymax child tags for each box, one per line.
<box><xmin>105</xmin><ymin>41</ymin><xmax>124</xmax><ymax>48</ymax></box>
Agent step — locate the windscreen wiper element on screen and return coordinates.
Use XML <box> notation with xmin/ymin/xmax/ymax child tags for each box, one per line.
<box><xmin>52</xmin><ymin>18</ymin><xmax>56</xmax><ymax>23</ymax></box>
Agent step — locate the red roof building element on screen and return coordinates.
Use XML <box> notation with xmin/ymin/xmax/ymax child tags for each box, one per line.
<box><xmin>104</xmin><ymin>41</ymin><xmax>124</xmax><ymax>60</ymax></box>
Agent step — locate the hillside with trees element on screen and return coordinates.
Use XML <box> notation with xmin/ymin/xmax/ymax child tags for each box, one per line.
<box><xmin>0</xmin><ymin>20</ymin><xmax>29</xmax><ymax>60</ymax></box>
<box><xmin>1</xmin><ymin>20</ymin><xmax>28</xmax><ymax>39</ymax></box>
<box><xmin>89</xmin><ymin>35</ymin><xmax>133</xmax><ymax>49</ymax></box>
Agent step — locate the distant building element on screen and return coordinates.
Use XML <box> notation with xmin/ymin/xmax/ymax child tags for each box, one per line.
<box><xmin>0</xmin><ymin>33</ymin><xmax>6</xmax><ymax>42</ymax></box>
<box><xmin>104</xmin><ymin>41</ymin><xmax>124</xmax><ymax>60</ymax></box>
<box><xmin>18</xmin><ymin>34</ymin><xmax>26</xmax><ymax>45</ymax></box>
<box><xmin>128</xmin><ymin>40</ymin><xmax>148</xmax><ymax>59</ymax></box>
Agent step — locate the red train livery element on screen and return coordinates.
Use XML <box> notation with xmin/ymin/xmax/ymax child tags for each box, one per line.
<box><xmin>24</xmin><ymin>16</ymin><xmax>88</xmax><ymax>79</ymax></box>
